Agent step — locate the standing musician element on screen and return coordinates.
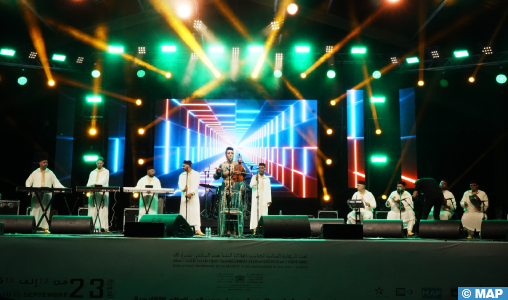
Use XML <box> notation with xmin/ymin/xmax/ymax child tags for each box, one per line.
<box><xmin>213</xmin><ymin>147</ymin><xmax>245</xmax><ymax>203</ymax></box>
<box><xmin>86</xmin><ymin>157</ymin><xmax>110</xmax><ymax>232</ymax></box>
<box><xmin>178</xmin><ymin>160</ymin><xmax>203</xmax><ymax>236</ymax></box>
<box><xmin>347</xmin><ymin>180</ymin><xmax>376</xmax><ymax>224</ymax></box>
<box><xmin>232</xmin><ymin>154</ymin><xmax>247</xmax><ymax>183</ymax></box>
<box><xmin>386</xmin><ymin>180</ymin><xmax>416</xmax><ymax>236</ymax></box>
<box><xmin>428</xmin><ymin>179</ymin><xmax>456</xmax><ymax>220</ymax></box>
<box><xmin>249</xmin><ymin>163</ymin><xmax>272</xmax><ymax>234</ymax></box>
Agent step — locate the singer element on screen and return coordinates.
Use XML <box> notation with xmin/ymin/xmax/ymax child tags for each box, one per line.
<box><xmin>249</xmin><ymin>162</ymin><xmax>272</xmax><ymax>233</ymax></box>
<box><xmin>213</xmin><ymin>147</ymin><xmax>245</xmax><ymax>204</ymax></box>
<box><xmin>178</xmin><ymin>160</ymin><xmax>204</xmax><ymax>236</ymax></box>
<box><xmin>386</xmin><ymin>180</ymin><xmax>416</xmax><ymax>236</ymax></box>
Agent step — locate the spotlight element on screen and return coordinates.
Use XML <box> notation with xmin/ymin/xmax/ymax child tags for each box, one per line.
<box><xmin>137</xmin><ymin>70</ymin><xmax>146</xmax><ymax>78</ymax></box>
<box><xmin>440</xmin><ymin>79</ymin><xmax>449</xmax><ymax>87</ymax></box>
<box><xmin>215</xmin><ymin>72</ymin><xmax>221</xmax><ymax>78</ymax></box>
<box><xmin>300</xmin><ymin>73</ymin><xmax>306</xmax><ymax>79</ymax></box>
<box><xmin>287</xmin><ymin>3</ymin><xmax>298</xmax><ymax>15</ymax></box>
<box><xmin>326</xmin><ymin>159</ymin><xmax>332</xmax><ymax>165</ymax></box>
<box><xmin>76</xmin><ymin>57</ymin><xmax>84</xmax><ymax>63</ymax></box>
<box><xmin>91</xmin><ymin>70</ymin><xmax>101</xmax><ymax>78</ymax></box>
<box><xmin>48</xmin><ymin>80</ymin><xmax>55</xmax><ymax>86</ymax></box>
<box><xmin>468</xmin><ymin>77</ymin><xmax>475</xmax><ymax>83</ymax></box>
<box><xmin>166</xmin><ymin>72</ymin><xmax>171</xmax><ymax>78</ymax></box>
<box><xmin>496</xmin><ymin>74</ymin><xmax>507</xmax><ymax>84</ymax></box>
<box><xmin>191</xmin><ymin>53</ymin><xmax>198</xmax><ymax>60</ymax></box>
<box><xmin>178</xmin><ymin>5</ymin><xmax>191</xmax><ymax>18</ymax></box>
<box><xmin>418</xmin><ymin>80</ymin><xmax>424</xmax><ymax>86</ymax></box>
<box><xmin>326</xmin><ymin>129</ymin><xmax>333</xmax><ymax>135</ymax></box>
<box><xmin>381</xmin><ymin>195</ymin><xmax>387</xmax><ymax>200</ymax></box>
<box><xmin>28</xmin><ymin>52</ymin><xmax>37</xmax><ymax>59</ymax></box>
<box><xmin>193</xmin><ymin>19</ymin><xmax>203</xmax><ymax>30</ymax></box>
<box><xmin>375</xmin><ymin>129</ymin><xmax>382</xmax><ymax>135</ymax></box>
<box><xmin>431</xmin><ymin>50</ymin><xmax>439</xmax><ymax>58</ymax></box>
<box><xmin>252</xmin><ymin>73</ymin><xmax>258</xmax><ymax>78</ymax></box>
<box><xmin>89</xmin><ymin>128</ymin><xmax>97</xmax><ymax>135</ymax></box>
<box><xmin>138</xmin><ymin>128</ymin><xmax>145</xmax><ymax>135</ymax></box>
<box><xmin>483</xmin><ymin>46</ymin><xmax>493</xmax><ymax>55</ymax></box>
<box><xmin>138</xmin><ymin>158</ymin><xmax>144</xmax><ymax>165</ymax></box>
<box><xmin>391</xmin><ymin>57</ymin><xmax>398</xmax><ymax>64</ymax></box>
<box><xmin>18</xmin><ymin>77</ymin><xmax>27</xmax><ymax>86</ymax></box>
<box><xmin>327</xmin><ymin>70</ymin><xmax>336</xmax><ymax>79</ymax></box>
<box><xmin>326</xmin><ymin>46</ymin><xmax>333</xmax><ymax>53</ymax></box>
<box><xmin>388</xmin><ymin>0</ymin><xmax>399</xmax><ymax>2</ymax></box>
<box><xmin>330</xmin><ymin>100</ymin><xmax>336</xmax><ymax>106</ymax></box>
<box><xmin>270</xmin><ymin>21</ymin><xmax>280</xmax><ymax>31</ymax></box>
<box><xmin>324</xmin><ymin>195</ymin><xmax>330</xmax><ymax>201</ymax></box>
<box><xmin>86</xmin><ymin>192</ymin><xmax>91</xmax><ymax>198</ymax></box>
<box><xmin>372</xmin><ymin>71</ymin><xmax>381</xmax><ymax>79</ymax></box>
<box><xmin>274</xmin><ymin>70</ymin><xmax>282</xmax><ymax>78</ymax></box>
<box><xmin>133</xmin><ymin>192</ymin><xmax>139</xmax><ymax>199</ymax></box>
<box><xmin>138</xmin><ymin>46</ymin><xmax>146</xmax><ymax>54</ymax></box>
<box><xmin>136</xmin><ymin>99</ymin><xmax>142</xmax><ymax>106</ymax></box>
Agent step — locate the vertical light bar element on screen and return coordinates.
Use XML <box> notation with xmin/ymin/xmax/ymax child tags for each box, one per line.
<box><xmin>277</xmin><ymin>148</ymin><xmax>279</xmax><ymax>180</ymax></box>
<box><xmin>291</xmin><ymin>105</ymin><xmax>294</xmax><ymax>147</ymax></box>
<box><xmin>302</xmin><ymin>100</ymin><xmax>306</xmax><ymax>122</ymax></box>
<box><xmin>291</xmin><ymin>149</ymin><xmax>294</xmax><ymax>192</ymax></box>
<box><xmin>165</xmin><ymin>120</ymin><xmax>169</xmax><ymax>174</ymax></box>
<box><xmin>198</xmin><ymin>122</ymin><xmax>200</xmax><ymax>161</ymax></box>
<box><xmin>276</xmin><ymin>116</ymin><xmax>279</xmax><ymax>147</ymax></box>
<box><xmin>176</xmin><ymin>147</ymin><xmax>180</xmax><ymax>169</ymax></box>
<box><xmin>114</xmin><ymin>139</ymin><xmax>119</xmax><ymax>173</ymax></box>
<box><xmin>166</xmin><ymin>99</ymin><xmax>169</xmax><ymax>120</ymax></box>
<box><xmin>282</xmin><ymin>112</ymin><xmax>285</xmax><ymax>130</ymax></box>
<box><xmin>186</xmin><ymin>129</ymin><xmax>190</xmax><ymax>159</ymax></box>
<box><xmin>186</xmin><ymin>111</ymin><xmax>189</xmax><ymax>128</ymax></box>
<box><xmin>304</xmin><ymin>149</ymin><xmax>307</xmax><ymax>175</ymax></box>
<box><xmin>354</xmin><ymin>140</ymin><xmax>357</xmax><ymax>187</ymax></box>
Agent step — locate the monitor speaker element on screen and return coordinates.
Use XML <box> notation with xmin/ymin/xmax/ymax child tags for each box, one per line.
<box><xmin>419</xmin><ymin>220</ymin><xmax>461</xmax><ymax>239</ymax></box>
<box><xmin>480</xmin><ymin>220</ymin><xmax>508</xmax><ymax>240</ymax></box>
<box><xmin>309</xmin><ymin>218</ymin><xmax>344</xmax><ymax>237</ymax></box>
<box><xmin>50</xmin><ymin>216</ymin><xmax>93</xmax><ymax>234</ymax></box>
<box><xmin>363</xmin><ymin>219</ymin><xmax>404</xmax><ymax>238</ymax></box>
<box><xmin>321</xmin><ymin>224</ymin><xmax>363</xmax><ymax>239</ymax></box>
<box><xmin>0</xmin><ymin>215</ymin><xmax>36</xmax><ymax>234</ymax></box>
<box><xmin>0</xmin><ymin>222</ymin><xmax>3</xmax><ymax>235</ymax></box>
<box><xmin>257</xmin><ymin>215</ymin><xmax>311</xmax><ymax>238</ymax></box>
<box><xmin>125</xmin><ymin>214</ymin><xmax>194</xmax><ymax>238</ymax></box>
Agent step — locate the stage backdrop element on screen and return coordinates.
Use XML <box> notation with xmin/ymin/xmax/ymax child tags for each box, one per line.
<box><xmin>153</xmin><ymin>99</ymin><xmax>318</xmax><ymax>198</ymax></box>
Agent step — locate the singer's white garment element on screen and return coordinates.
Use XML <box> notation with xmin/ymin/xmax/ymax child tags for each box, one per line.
<box><xmin>460</xmin><ymin>190</ymin><xmax>488</xmax><ymax>231</ymax></box>
<box><xmin>385</xmin><ymin>190</ymin><xmax>415</xmax><ymax>231</ymax></box>
<box><xmin>428</xmin><ymin>190</ymin><xmax>456</xmax><ymax>220</ymax></box>
<box><xmin>86</xmin><ymin>168</ymin><xmax>110</xmax><ymax>230</ymax></box>
<box><xmin>136</xmin><ymin>175</ymin><xmax>162</xmax><ymax>219</ymax></box>
<box><xmin>178</xmin><ymin>169</ymin><xmax>201</xmax><ymax>231</ymax></box>
<box><xmin>25</xmin><ymin>168</ymin><xmax>65</xmax><ymax>229</ymax></box>
<box><xmin>249</xmin><ymin>174</ymin><xmax>272</xmax><ymax>229</ymax></box>
<box><xmin>347</xmin><ymin>191</ymin><xmax>376</xmax><ymax>224</ymax></box>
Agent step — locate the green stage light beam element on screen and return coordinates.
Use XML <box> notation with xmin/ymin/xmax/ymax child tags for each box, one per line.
<box><xmin>248</xmin><ymin>46</ymin><xmax>263</xmax><ymax>53</ymax></box>
<box><xmin>84</xmin><ymin>155</ymin><xmax>99</xmax><ymax>162</ymax></box>
<box><xmin>209</xmin><ymin>46</ymin><xmax>224</xmax><ymax>53</ymax></box>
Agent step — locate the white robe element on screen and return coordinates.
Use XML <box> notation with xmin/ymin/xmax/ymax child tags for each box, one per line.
<box><xmin>136</xmin><ymin>175</ymin><xmax>162</xmax><ymax>220</ymax></box>
<box><xmin>249</xmin><ymin>174</ymin><xmax>272</xmax><ymax>229</ymax></box>
<box><xmin>461</xmin><ymin>190</ymin><xmax>488</xmax><ymax>231</ymax></box>
<box><xmin>347</xmin><ymin>191</ymin><xmax>377</xmax><ymax>224</ymax></box>
<box><xmin>428</xmin><ymin>190</ymin><xmax>456</xmax><ymax>220</ymax></box>
<box><xmin>178</xmin><ymin>170</ymin><xmax>201</xmax><ymax>231</ymax></box>
<box><xmin>86</xmin><ymin>168</ymin><xmax>110</xmax><ymax>230</ymax></box>
<box><xmin>386</xmin><ymin>190</ymin><xmax>415</xmax><ymax>231</ymax></box>
<box><xmin>25</xmin><ymin>168</ymin><xmax>65</xmax><ymax>229</ymax></box>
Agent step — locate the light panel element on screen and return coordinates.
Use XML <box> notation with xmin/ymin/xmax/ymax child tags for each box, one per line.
<box><xmin>295</xmin><ymin>46</ymin><xmax>310</xmax><ymax>53</ymax></box>
<box><xmin>371</xmin><ymin>156</ymin><xmax>387</xmax><ymax>163</ymax></box>
<box><xmin>454</xmin><ymin>50</ymin><xmax>469</xmax><ymax>58</ymax></box>
<box><xmin>87</xmin><ymin>96</ymin><xmax>102</xmax><ymax>103</ymax></box>
<box><xmin>52</xmin><ymin>54</ymin><xmax>66</xmax><ymax>61</ymax></box>
<box><xmin>0</xmin><ymin>49</ymin><xmax>15</xmax><ymax>56</ymax></box>
<box><xmin>406</xmin><ymin>57</ymin><xmax>419</xmax><ymax>64</ymax></box>
<box><xmin>161</xmin><ymin>45</ymin><xmax>176</xmax><ymax>52</ymax></box>
<box><xmin>109</xmin><ymin>46</ymin><xmax>124</xmax><ymax>53</ymax></box>
<box><xmin>84</xmin><ymin>155</ymin><xmax>99</xmax><ymax>162</ymax></box>
<box><xmin>351</xmin><ymin>47</ymin><xmax>366</xmax><ymax>54</ymax></box>
<box><xmin>371</xmin><ymin>97</ymin><xmax>385</xmax><ymax>103</ymax></box>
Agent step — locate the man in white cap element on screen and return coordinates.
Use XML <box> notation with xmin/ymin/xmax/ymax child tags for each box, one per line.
<box><xmin>249</xmin><ymin>162</ymin><xmax>272</xmax><ymax>233</ymax></box>
<box><xmin>136</xmin><ymin>166</ymin><xmax>161</xmax><ymax>219</ymax></box>
<box><xmin>86</xmin><ymin>157</ymin><xmax>110</xmax><ymax>232</ymax></box>
<box><xmin>347</xmin><ymin>180</ymin><xmax>376</xmax><ymax>224</ymax></box>
<box><xmin>386</xmin><ymin>180</ymin><xmax>415</xmax><ymax>236</ymax></box>
<box><xmin>178</xmin><ymin>160</ymin><xmax>203</xmax><ymax>235</ymax></box>
<box><xmin>460</xmin><ymin>179</ymin><xmax>488</xmax><ymax>239</ymax></box>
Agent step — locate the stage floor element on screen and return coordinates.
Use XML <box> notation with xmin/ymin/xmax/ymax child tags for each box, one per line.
<box><xmin>1</xmin><ymin>234</ymin><xmax>507</xmax><ymax>300</ymax></box>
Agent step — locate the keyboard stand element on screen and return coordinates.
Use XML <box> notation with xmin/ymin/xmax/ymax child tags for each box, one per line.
<box><xmin>141</xmin><ymin>192</ymin><xmax>156</xmax><ymax>215</ymax></box>
<box><xmin>33</xmin><ymin>191</ymin><xmax>53</xmax><ymax>228</ymax></box>
<box><xmin>91</xmin><ymin>191</ymin><xmax>107</xmax><ymax>233</ymax></box>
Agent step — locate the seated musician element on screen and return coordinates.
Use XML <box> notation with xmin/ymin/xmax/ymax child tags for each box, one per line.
<box><xmin>25</xmin><ymin>157</ymin><xmax>65</xmax><ymax>233</ymax></box>
<box><xmin>428</xmin><ymin>179</ymin><xmax>456</xmax><ymax>220</ymax></box>
<box><xmin>386</xmin><ymin>180</ymin><xmax>415</xmax><ymax>236</ymax></box>
<box><xmin>86</xmin><ymin>157</ymin><xmax>110</xmax><ymax>232</ymax></box>
<box><xmin>460</xmin><ymin>179</ymin><xmax>488</xmax><ymax>239</ymax></box>
<box><xmin>136</xmin><ymin>166</ymin><xmax>162</xmax><ymax>219</ymax></box>
<box><xmin>347</xmin><ymin>180</ymin><xmax>376</xmax><ymax>224</ymax></box>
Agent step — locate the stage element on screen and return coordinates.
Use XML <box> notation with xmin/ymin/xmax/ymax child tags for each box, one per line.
<box><xmin>1</xmin><ymin>234</ymin><xmax>507</xmax><ymax>300</ymax></box>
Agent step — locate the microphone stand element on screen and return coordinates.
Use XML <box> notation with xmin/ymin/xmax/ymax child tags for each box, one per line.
<box><xmin>227</xmin><ymin>158</ymin><xmax>233</xmax><ymax>236</ymax></box>
<box><xmin>185</xmin><ymin>167</ymin><xmax>189</xmax><ymax>225</ymax></box>
<box><xmin>256</xmin><ymin>172</ymin><xmax>260</xmax><ymax>233</ymax></box>
<box><xmin>398</xmin><ymin>190</ymin><xmax>403</xmax><ymax>222</ymax></box>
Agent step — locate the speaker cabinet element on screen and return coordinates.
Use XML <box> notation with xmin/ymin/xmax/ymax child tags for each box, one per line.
<box><xmin>322</xmin><ymin>224</ymin><xmax>363</xmax><ymax>239</ymax></box>
<box><xmin>481</xmin><ymin>220</ymin><xmax>508</xmax><ymax>240</ymax></box>
<box><xmin>309</xmin><ymin>218</ymin><xmax>344</xmax><ymax>237</ymax></box>
<box><xmin>419</xmin><ymin>220</ymin><xmax>461</xmax><ymax>239</ymax></box>
<box><xmin>363</xmin><ymin>219</ymin><xmax>404</xmax><ymax>238</ymax></box>
<box><xmin>0</xmin><ymin>215</ymin><xmax>36</xmax><ymax>234</ymax></box>
<box><xmin>50</xmin><ymin>216</ymin><xmax>93</xmax><ymax>234</ymax></box>
<box><xmin>0</xmin><ymin>222</ymin><xmax>4</xmax><ymax>235</ymax></box>
<box><xmin>257</xmin><ymin>215</ymin><xmax>311</xmax><ymax>238</ymax></box>
<box><xmin>127</xmin><ymin>214</ymin><xmax>194</xmax><ymax>238</ymax></box>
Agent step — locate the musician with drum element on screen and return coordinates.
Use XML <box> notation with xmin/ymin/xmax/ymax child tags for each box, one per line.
<box><xmin>25</xmin><ymin>157</ymin><xmax>66</xmax><ymax>233</ymax></box>
<box><xmin>460</xmin><ymin>179</ymin><xmax>489</xmax><ymax>239</ymax></box>
<box><xmin>86</xmin><ymin>157</ymin><xmax>110</xmax><ymax>232</ymax></box>
<box><xmin>386</xmin><ymin>180</ymin><xmax>416</xmax><ymax>236</ymax></box>
<box><xmin>347</xmin><ymin>180</ymin><xmax>376</xmax><ymax>224</ymax></box>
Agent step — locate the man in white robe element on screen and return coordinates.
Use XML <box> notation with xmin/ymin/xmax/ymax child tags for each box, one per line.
<box><xmin>249</xmin><ymin>163</ymin><xmax>272</xmax><ymax>233</ymax></box>
<box><xmin>428</xmin><ymin>179</ymin><xmax>456</xmax><ymax>220</ymax></box>
<box><xmin>460</xmin><ymin>180</ymin><xmax>488</xmax><ymax>239</ymax></box>
<box><xmin>86</xmin><ymin>157</ymin><xmax>110</xmax><ymax>232</ymax></box>
<box><xmin>386</xmin><ymin>180</ymin><xmax>415</xmax><ymax>236</ymax></box>
<box><xmin>178</xmin><ymin>160</ymin><xmax>203</xmax><ymax>235</ymax></box>
<box><xmin>347</xmin><ymin>180</ymin><xmax>377</xmax><ymax>224</ymax></box>
<box><xmin>136</xmin><ymin>166</ymin><xmax>162</xmax><ymax>220</ymax></box>
<box><xmin>25</xmin><ymin>157</ymin><xmax>65</xmax><ymax>233</ymax></box>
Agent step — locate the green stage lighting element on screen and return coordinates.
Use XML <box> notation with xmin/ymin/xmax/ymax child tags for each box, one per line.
<box><xmin>86</xmin><ymin>96</ymin><xmax>102</xmax><ymax>103</ymax></box>
<box><xmin>91</xmin><ymin>70</ymin><xmax>101</xmax><ymax>78</ymax></box>
<box><xmin>161</xmin><ymin>45</ymin><xmax>176</xmax><ymax>52</ymax></box>
<box><xmin>209</xmin><ymin>46</ymin><xmax>223</xmax><ymax>53</ymax></box>
<box><xmin>454</xmin><ymin>50</ymin><xmax>469</xmax><ymax>58</ymax></box>
<box><xmin>327</xmin><ymin>70</ymin><xmax>336</xmax><ymax>79</ymax></box>
<box><xmin>440</xmin><ymin>79</ymin><xmax>449</xmax><ymax>87</ymax></box>
<box><xmin>295</xmin><ymin>46</ymin><xmax>310</xmax><ymax>53</ymax></box>
<box><xmin>84</xmin><ymin>155</ymin><xmax>99</xmax><ymax>162</ymax></box>
<box><xmin>52</xmin><ymin>54</ymin><xmax>66</xmax><ymax>61</ymax></box>
<box><xmin>137</xmin><ymin>70</ymin><xmax>146</xmax><ymax>78</ymax></box>
<box><xmin>351</xmin><ymin>47</ymin><xmax>366</xmax><ymax>54</ymax></box>
<box><xmin>371</xmin><ymin>156</ymin><xmax>387</xmax><ymax>163</ymax></box>
<box><xmin>496</xmin><ymin>74</ymin><xmax>507</xmax><ymax>84</ymax></box>
<box><xmin>0</xmin><ymin>49</ymin><xmax>15</xmax><ymax>56</ymax></box>
<box><xmin>249</xmin><ymin>46</ymin><xmax>263</xmax><ymax>53</ymax></box>
<box><xmin>274</xmin><ymin>70</ymin><xmax>282</xmax><ymax>78</ymax></box>
<box><xmin>371</xmin><ymin>97</ymin><xmax>385</xmax><ymax>103</ymax></box>
<box><xmin>109</xmin><ymin>46</ymin><xmax>124</xmax><ymax>53</ymax></box>
<box><xmin>406</xmin><ymin>57</ymin><xmax>419</xmax><ymax>64</ymax></box>
<box><xmin>18</xmin><ymin>77</ymin><xmax>27</xmax><ymax>85</ymax></box>
<box><xmin>373</xmin><ymin>71</ymin><xmax>381</xmax><ymax>79</ymax></box>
